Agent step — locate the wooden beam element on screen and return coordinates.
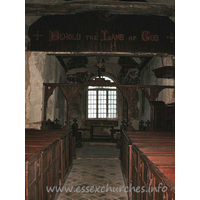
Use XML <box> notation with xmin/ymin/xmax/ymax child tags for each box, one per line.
<box><xmin>46</xmin><ymin>52</ymin><xmax>173</xmax><ymax>57</ymax></box>
<box><xmin>25</xmin><ymin>2</ymin><xmax>175</xmax><ymax>17</ymax></box>
<box><xmin>139</xmin><ymin>57</ymin><xmax>153</xmax><ymax>73</ymax></box>
<box><xmin>44</xmin><ymin>82</ymin><xmax>175</xmax><ymax>89</ymax></box>
<box><xmin>56</xmin><ymin>56</ymin><xmax>68</xmax><ymax>72</ymax></box>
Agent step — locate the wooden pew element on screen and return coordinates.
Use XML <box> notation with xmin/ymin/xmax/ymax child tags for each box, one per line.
<box><xmin>25</xmin><ymin>129</ymin><xmax>74</xmax><ymax>161</ymax></box>
<box><xmin>25</xmin><ymin>154</ymin><xmax>33</xmax><ymax>160</ymax></box>
<box><xmin>120</xmin><ymin>130</ymin><xmax>175</xmax><ymax>200</ymax></box>
<box><xmin>157</xmin><ymin>166</ymin><xmax>175</xmax><ymax>184</ymax></box>
<box><xmin>131</xmin><ymin>145</ymin><xmax>175</xmax><ymax>200</ymax></box>
<box><xmin>25</xmin><ymin>151</ymin><xmax>42</xmax><ymax>200</ymax></box>
<box><xmin>25</xmin><ymin>130</ymin><xmax>73</xmax><ymax>184</ymax></box>
<box><xmin>25</xmin><ymin>129</ymin><xmax>73</xmax><ymax>200</ymax></box>
<box><xmin>139</xmin><ymin>147</ymin><xmax>175</xmax><ymax>154</ymax></box>
<box><xmin>25</xmin><ymin>140</ymin><xmax>60</xmax><ymax>200</ymax></box>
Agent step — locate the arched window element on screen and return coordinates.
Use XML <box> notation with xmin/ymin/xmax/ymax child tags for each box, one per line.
<box><xmin>88</xmin><ymin>76</ymin><xmax>117</xmax><ymax>119</ymax></box>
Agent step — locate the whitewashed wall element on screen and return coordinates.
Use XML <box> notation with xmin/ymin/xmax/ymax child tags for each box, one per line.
<box><xmin>139</xmin><ymin>56</ymin><xmax>175</xmax><ymax>122</ymax></box>
<box><xmin>25</xmin><ymin>52</ymin><xmax>65</xmax><ymax>129</ymax></box>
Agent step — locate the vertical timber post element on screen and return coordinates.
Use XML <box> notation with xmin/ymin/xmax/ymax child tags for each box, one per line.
<box><xmin>128</xmin><ymin>144</ymin><xmax>133</xmax><ymax>200</ymax></box>
<box><xmin>118</xmin><ymin>86</ymin><xmax>138</xmax><ymax>131</ymax></box>
<box><xmin>43</xmin><ymin>85</ymin><xmax>48</xmax><ymax>123</ymax></box>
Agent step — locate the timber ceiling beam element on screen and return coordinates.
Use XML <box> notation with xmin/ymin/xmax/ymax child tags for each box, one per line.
<box><xmin>56</xmin><ymin>56</ymin><xmax>68</xmax><ymax>72</ymax></box>
<box><xmin>139</xmin><ymin>57</ymin><xmax>153</xmax><ymax>73</ymax></box>
<box><xmin>43</xmin><ymin>83</ymin><xmax>175</xmax><ymax>89</ymax></box>
<box><xmin>25</xmin><ymin>2</ymin><xmax>175</xmax><ymax>17</ymax></box>
<box><xmin>47</xmin><ymin>52</ymin><xmax>173</xmax><ymax>57</ymax></box>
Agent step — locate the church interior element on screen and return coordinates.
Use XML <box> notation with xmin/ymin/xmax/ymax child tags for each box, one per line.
<box><xmin>25</xmin><ymin>0</ymin><xmax>176</xmax><ymax>199</ymax></box>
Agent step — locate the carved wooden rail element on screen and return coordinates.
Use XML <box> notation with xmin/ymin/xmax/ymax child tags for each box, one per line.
<box><xmin>43</xmin><ymin>82</ymin><xmax>175</xmax><ymax>130</ymax></box>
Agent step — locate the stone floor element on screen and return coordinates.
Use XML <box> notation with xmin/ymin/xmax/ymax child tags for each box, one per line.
<box><xmin>57</xmin><ymin>144</ymin><xmax>128</xmax><ymax>200</ymax></box>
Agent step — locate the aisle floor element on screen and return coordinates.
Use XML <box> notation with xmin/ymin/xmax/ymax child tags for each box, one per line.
<box><xmin>57</xmin><ymin>145</ymin><xmax>128</xmax><ymax>200</ymax></box>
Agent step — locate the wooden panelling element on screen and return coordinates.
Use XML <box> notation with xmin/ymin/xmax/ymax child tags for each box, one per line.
<box><xmin>120</xmin><ymin>130</ymin><xmax>175</xmax><ymax>200</ymax></box>
<box><xmin>25</xmin><ymin>129</ymin><xmax>73</xmax><ymax>200</ymax></box>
